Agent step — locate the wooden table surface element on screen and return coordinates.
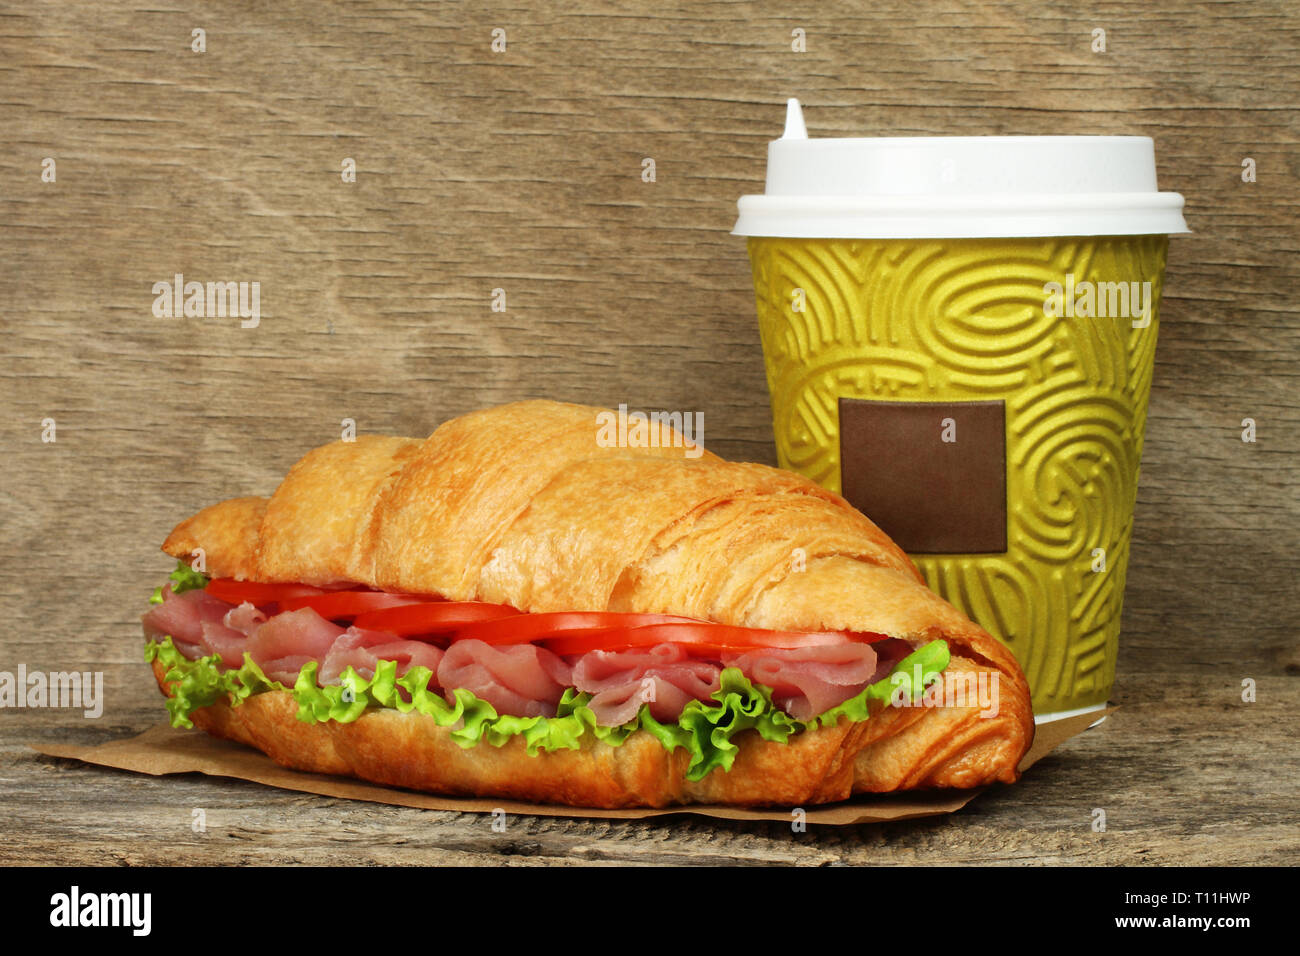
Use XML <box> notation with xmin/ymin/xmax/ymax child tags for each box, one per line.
<box><xmin>1</xmin><ymin>0</ymin><xmax>1296</xmax><ymax>865</ymax></box>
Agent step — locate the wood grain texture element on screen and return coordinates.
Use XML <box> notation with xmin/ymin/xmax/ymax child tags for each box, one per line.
<box><xmin>0</xmin><ymin>0</ymin><xmax>1296</xmax><ymax>865</ymax></box>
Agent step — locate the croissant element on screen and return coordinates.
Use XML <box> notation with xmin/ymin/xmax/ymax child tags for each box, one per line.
<box><xmin>144</xmin><ymin>399</ymin><xmax>1034</xmax><ymax>808</ymax></box>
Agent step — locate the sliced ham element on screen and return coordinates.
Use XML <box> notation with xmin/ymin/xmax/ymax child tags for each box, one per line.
<box><xmin>168</xmin><ymin>638</ymin><xmax>206</xmax><ymax>660</ymax></box>
<box><xmin>245</xmin><ymin>607</ymin><xmax>345</xmax><ymax>666</ymax></box>
<box><xmin>188</xmin><ymin>602</ymin><xmax>267</xmax><ymax>668</ymax></box>
<box><xmin>319</xmin><ymin>627</ymin><xmax>444</xmax><ymax>687</ymax></box>
<box><xmin>436</xmin><ymin>639</ymin><xmax>572</xmax><ymax>717</ymax></box>
<box><xmin>571</xmin><ymin>644</ymin><xmax>721</xmax><ymax>726</ymax></box>
<box><xmin>141</xmin><ymin>586</ymin><xmax>233</xmax><ymax>649</ymax></box>
<box><xmin>198</xmin><ymin>620</ymin><xmax>250</xmax><ymax>668</ymax></box>
<box><xmin>585</xmin><ymin>677</ymin><xmax>710</xmax><ymax>727</ymax></box>
<box><xmin>224</xmin><ymin>602</ymin><xmax>266</xmax><ymax>636</ymax></box>
<box><xmin>721</xmin><ymin>642</ymin><xmax>880</xmax><ymax>721</ymax></box>
<box><xmin>259</xmin><ymin>655</ymin><xmax>317</xmax><ymax>686</ymax></box>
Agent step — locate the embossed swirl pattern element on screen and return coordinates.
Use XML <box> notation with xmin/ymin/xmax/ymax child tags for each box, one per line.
<box><xmin>748</xmin><ymin>235</ymin><xmax>1168</xmax><ymax>713</ymax></box>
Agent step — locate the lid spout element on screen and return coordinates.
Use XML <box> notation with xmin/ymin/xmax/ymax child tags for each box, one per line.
<box><xmin>781</xmin><ymin>98</ymin><xmax>807</xmax><ymax>139</ymax></box>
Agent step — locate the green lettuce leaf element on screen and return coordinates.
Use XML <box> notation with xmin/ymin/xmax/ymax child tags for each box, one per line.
<box><xmin>145</xmin><ymin>638</ymin><xmax>278</xmax><ymax>729</ymax></box>
<box><xmin>144</xmin><ymin>634</ymin><xmax>950</xmax><ymax>780</ymax></box>
<box><xmin>149</xmin><ymin>559</ymin><xmax>212</xmax><ymax>605</ymax></box>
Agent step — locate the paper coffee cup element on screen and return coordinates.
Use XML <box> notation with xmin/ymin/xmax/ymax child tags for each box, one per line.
<box><xmin>734</xmin><ymin>100</ymin><xmax>1188</xmax><ymax>717</ymax></box>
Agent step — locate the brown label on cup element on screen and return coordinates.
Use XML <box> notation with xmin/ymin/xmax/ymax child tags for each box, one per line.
<box><xmin>838</xmin><ymin>398</ymin><xmax>1007</xmax><ymax>554</ymax></box>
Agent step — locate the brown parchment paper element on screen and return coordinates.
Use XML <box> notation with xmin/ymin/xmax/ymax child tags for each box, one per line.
<box><xmin>32</xmin><ymin>708</ymin><xmax>1115</xmax><ymax>825</ymax></box>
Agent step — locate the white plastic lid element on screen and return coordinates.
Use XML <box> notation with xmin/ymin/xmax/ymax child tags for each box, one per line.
<box><xmin>733</xmin><ymin>99</ymin><xmax>1189</xmax><ymax>239</ymax></box>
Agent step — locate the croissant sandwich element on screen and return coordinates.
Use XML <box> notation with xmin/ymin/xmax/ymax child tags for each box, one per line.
<box><xmin>141</xmin><ymin>399</ymin><xmax>1034</xmax><ymax>809</ymax></box>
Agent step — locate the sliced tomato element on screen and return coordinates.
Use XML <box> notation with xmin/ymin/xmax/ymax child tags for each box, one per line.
<box><xmin>277</xmin><ymin>590</ymin><xmax>431</xmax><ymax>619</ymax></box>
<box><xmin>352</xmin><ymin>601</ymin><xmax>519</xmax><ymax>636</ymax></box>
<box><xmin>205</xmin><ymin>579</ymin><xmax>328</xmax><ymax>606</ymax></box>
<box><xmin>540</xmin><ymin>622</ymin><xmax>889</xmax><ymax>657</ymax></box>
<box><xmin>449</xmin><ymin>611</ymin><xmax>698</xmax><ymax>646</ymax></box>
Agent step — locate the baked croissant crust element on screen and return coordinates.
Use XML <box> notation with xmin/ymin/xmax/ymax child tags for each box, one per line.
<box><xmin>152</xmin><ymin>399</ymin><xmax>1034</xmax><ymax>807</ymax></box>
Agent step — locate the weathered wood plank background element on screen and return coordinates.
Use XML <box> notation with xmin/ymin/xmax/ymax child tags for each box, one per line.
<box><xmin>1</xmin><ymin>0</ymin><xmax>1296</xmax><ymax>865</ymax></box>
